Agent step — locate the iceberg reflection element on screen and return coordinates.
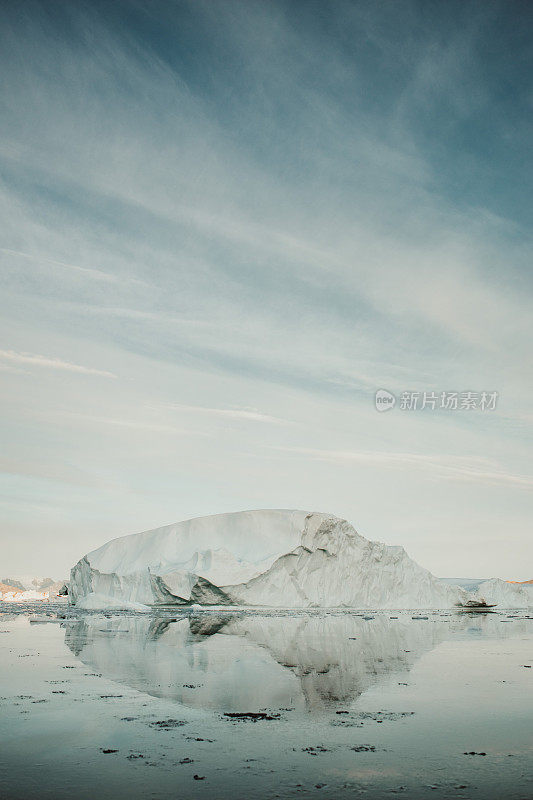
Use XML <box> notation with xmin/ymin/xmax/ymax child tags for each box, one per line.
<box><xmin>63</xmin><ymin>611</ymin><xmax>521</xmax><ymax>713</ymax></box>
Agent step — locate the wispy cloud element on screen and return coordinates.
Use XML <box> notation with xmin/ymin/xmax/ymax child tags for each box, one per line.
<box><xmin>66</xmin><ymin>412</ymin><xmax>205</xmax><ymax>436</ymax></box>
<box><xmin>164</xmin><ymin>403</ymin><xmax>289</xmax><ymax>425</ymax></box>
<box><xmin>272</xmin><ymin>446</ymin><xmax>533</xmax><ymax>490</ymax></box>
<box><xmin>0</xmin><ymin>350</ymin><xmax>116</xmax><ymax>378</ymax></box>
<box><xmin>0</xmin><ymin>457</ymin><xmax>117</xmax><ymax>489</ymax></box>
<box><xmin>0</xmin><ymin>248</ymin><xmax>119</xmax><ymax>284</ymax></box>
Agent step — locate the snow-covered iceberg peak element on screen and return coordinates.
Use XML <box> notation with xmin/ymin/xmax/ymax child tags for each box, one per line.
<box><xmin>69</xmin><ymin>509</ymin><xmax>466</xmax><ymax>610</ymax></box>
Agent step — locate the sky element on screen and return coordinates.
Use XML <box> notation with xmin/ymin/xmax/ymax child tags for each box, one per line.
<box><xmin>0</xmin><ymin>0</ymin><xmax>532</xmax><ymax>581</ymax></box>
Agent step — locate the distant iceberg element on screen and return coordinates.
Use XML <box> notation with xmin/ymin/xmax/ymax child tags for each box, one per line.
<box><xmin>0</xmin><ymin>575</ymin><xmax>68</xmax><ymax>602</ymax></box>
<box><xmin>69</xmin><ymin>509</ymin><xmax>478</xmax><ymax>610</ymax></box>
<box><xmin>471</xmin><ymin>578</ymin><xmax>532</xmax><ymax>608</ymax></box>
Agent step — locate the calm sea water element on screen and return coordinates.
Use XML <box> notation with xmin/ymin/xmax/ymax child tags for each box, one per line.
<box><xmin>1</xmin><ymin>603</ymin><xmax>532</xmax><ymax>799</ymax></box>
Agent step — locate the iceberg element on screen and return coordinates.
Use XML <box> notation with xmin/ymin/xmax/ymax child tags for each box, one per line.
<box><xmin>70</xmin><ymin>509</ymin><xmax>470</xmax><ymax>609</ymax></box>
<box><xmin>471</xmin><ymin>578</ymin><xmax>532</xmax><ymax>608</ymax></box>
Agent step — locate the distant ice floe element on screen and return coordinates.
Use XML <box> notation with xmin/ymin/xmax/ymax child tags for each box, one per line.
<box><xmin>0</xmin><ymin>576</ymin><xmax>68</xmax><ymax>602</ymax></box>
<box><xmin>1</xmin><ymin>589</ymin><xmax>51</xmax><ymax>602</ymax></box>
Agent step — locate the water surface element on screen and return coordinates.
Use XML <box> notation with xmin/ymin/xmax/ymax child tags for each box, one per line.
<box><xmin>1</xmin><ymin>604</ymin><xmax>532</xmax><ymax>799</ymax></box>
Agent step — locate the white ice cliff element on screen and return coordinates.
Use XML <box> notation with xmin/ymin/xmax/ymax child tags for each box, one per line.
<box><xmin>69</xmin><ymin>509</ymin><xmax>475</xmax><ymax>609</ymax></box>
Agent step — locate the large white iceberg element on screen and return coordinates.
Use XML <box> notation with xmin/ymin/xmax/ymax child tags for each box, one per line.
<box><xmin>69</xmin><ymin>509</ymin><xmax>474</xmax><ymax>609</ymax></box>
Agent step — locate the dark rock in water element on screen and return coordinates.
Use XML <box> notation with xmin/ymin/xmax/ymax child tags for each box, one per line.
<box><xmin>463</xmin><ymin>751</ymin><xmax>486</xmax><ymax>756</ymax></box>
<box><xmin>354</xmin><ymin>711</ymin><xmax>414</xmax><ymax>722</ymax></box>
<box><xmin>351</xmin><ymin>745</ymin><xmax>376</xmax><ymax>752</ymax></box>
<box><xmin>149</xmin><ymin>718</ymin><xmax>187</xmax><ymax>729</ymax></box>
<box><xmin>223</xmin><ymin>711</ymin><xmax>280</xmax><ymax>721</ymax></box>
<box><xmin>185</xmin><ymin>736</ymin><xmax>214</xmax><ymax>742</ymax></box>
<box><xmin>179</xmin><ymin>757</ymin><xmax>194</xmax><ymax>764</ymax></box>
<box><xmin>101</xmin><ymin>748</ymin><xmax>118</xmax><ymax>754</ymax></box>
<box><xmin>456</xmin><ymin>600</ymin><xmax>497</xmax><ymax>611</ymax></box>
<box><xmin>193</xmin><ymin>774</ymin><xmax>206</xmax><ymax>780</ymax></box>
